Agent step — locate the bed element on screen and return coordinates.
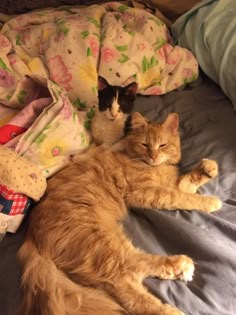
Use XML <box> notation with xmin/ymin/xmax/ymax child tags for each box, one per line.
<box><xmin>0</xmin><ymin>1</ymin><xmax>236</xmax><ymax>315</ymax></box>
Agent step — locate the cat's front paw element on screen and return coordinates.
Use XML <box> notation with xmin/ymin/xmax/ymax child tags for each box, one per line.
<box><xmin>161</xmin><ymin>304</ymin><xmax>185</xmax><ymax>315</ymax></box>
<box><xmin>198</xmin><ymin>159</ymin><xmax>218</xmax><ymax>179</ymax></box>
<box><xmin>204</xmin><ymin>196</ymin><xmax>222</xmax><ymax>212</ymax></box>
<box><xmin>165</xmin><ymin>255</ymin><xmax>194</xmax><ymax>282</ymax></box>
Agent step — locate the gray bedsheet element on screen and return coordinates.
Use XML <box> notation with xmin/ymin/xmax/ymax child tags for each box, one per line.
<box><xmin>0</xmin><ymin>74</ymin><xmax>236</xmax><ymax>315</ymax></box>
<box><xmin>127</xmin><ymin>74</ymin><xmax>236</xmax><ymax>315</ymax></box>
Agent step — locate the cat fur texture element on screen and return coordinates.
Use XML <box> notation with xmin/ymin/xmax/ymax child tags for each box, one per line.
<box><xmin>18</xmin><ymin>112</ymin><xmax>222</xmax><ymax>315</ymax></box>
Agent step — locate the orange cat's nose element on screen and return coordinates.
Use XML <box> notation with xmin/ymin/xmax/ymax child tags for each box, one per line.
<box><xmin>149</xmin><ymin>152</ymin><xmax>158</xmax><ymax>160</ymax></box>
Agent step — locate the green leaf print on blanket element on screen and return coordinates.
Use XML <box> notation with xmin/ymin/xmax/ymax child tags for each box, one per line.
<box><xmin>115</xmin><ymin>44</ymin><xmax>128</xmax><ymax>52</ymax></box>
<box><xmin>181</xmin><ymin>68</ymin><xmax>198</xmax><ymax>85</ymax></box>
<box><xmin>92</xmin><ymin>86</ymin><xmax>97</xmax><ymax>95</ymax></box>
<box><xmin>142</xmin><ymin>56</ymin><xmax>158</xmax><ymax>73</ymax></box>
<box><xmin>87</xmin><ymin>16</ymin><xmax>100</xmax><ymax>28</ymax></box>
<box><xmin>73</xmin><ymin>98</ymin><xmax>87</xmax><ymax>109</ymax></box>
<box><xmin>123</xmin><ymin>25</ymin><xmax>135</xmax><ymax>37</ymax></box>
<box><xmin>81</xmin><ymin>30</ymin><xmax>90</xmax><ymax>39</ymax></box>
<box><xmin>84</xmin><ymin>119</ymin><xmax>91</xmax><ymax>130</ymax></box>
<box><xmin>17</xmin><ymin>90</ymin><xmax>27</xmax><ymax>104</ymax></box>
<box><xmin>73</xmin><ymin>111</ymin><xmax>77</xmax><ymax>123</ymax></box>
<box><xmin>57</xmin><ymin>20</ymin><xmax>70</xmax><ymax>36</ymax></box>
<box><xmin>83</xmin><ymin>108</ymin><xmax>95</xmax><ymax>131</ymax></box>
<box><xmin>16</xmin><ymin>34</ymin><xmax>22</xmax><ymax>46</ymax></box>
<box><xmin>0</xmin><ymin>58</ymin><xmax>10</xmax><ymax>71</ymax></box>
<box><xmin>118</xmin><ymin>54</ymin><xmax>129</xmax><ymax>63</ymax></box>
<box><xmin>148</xmin><ymin>17</ymin><xmax>164</xmax><ymax>27</ymax></box>
<box><xmin>87</xmin><ymin>47</ymin><xmax>92</xmax><ymax>57</ymax></box>
<box><xmin>154</xmin><ymin>38</ymin><xmax>166</xmax><ymax>51</ymax></box>
<box><xmin>80</xmin><ymin>131</ymin><xmax>87</xmax><ymax>146</ymax></box>
<box><xmin>34</xmin><ymin>133</ymin><xmax>47</xmax><ymax>144</ymax></box>
<box><xmin>86</xmin><ymin>108</ymin><xmax>95</xmax><ymax>119</ymax></box>
<box><xmin>33</xmin><ymin>123</ymin><xmax>51</xmax><ymax>144</ymax></box>
<box><xmin>118</xmin><ymin>5</ymin><xmax>129</xmax><ymax>12</ymax></box>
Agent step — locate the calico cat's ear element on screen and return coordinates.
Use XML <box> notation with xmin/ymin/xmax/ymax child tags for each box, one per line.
<box><xmin>98</xmin><ymin>76</ymin><xmax>110</xmax><ymax>90</ymax></box>
<box><xmin>162</xmin><ymin>113</ymin><xmax>179</xmax><ymax>135</ymax></box>
<box><xmin>125</xmin><ymin>82</ymin><xmax>138</xmax><ymax>96</ymax></box>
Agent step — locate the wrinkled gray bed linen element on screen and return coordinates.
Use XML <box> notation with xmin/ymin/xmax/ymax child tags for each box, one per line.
<box><xmin>0</xmin><ymin>74</ymin><xmax>236</xmax><ymax>315</ymax></box>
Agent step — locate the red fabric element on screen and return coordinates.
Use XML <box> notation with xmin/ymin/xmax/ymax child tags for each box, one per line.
<box><xmin>0</xmin><ymin>184</ymin><xmax>28</xmax><ymax>215</ymax></box>
<box><xmin>0</xmin><ymin>124</ymin><xmax>26</xmax><ymax>144</ymax></box>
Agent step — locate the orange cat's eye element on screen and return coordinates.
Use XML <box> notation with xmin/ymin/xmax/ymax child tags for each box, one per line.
<box><xmin>142</xmin><ymin>143</ymin><xmax>148</xmax><ymax>147</ymax></box>
<box><xmin>160</xmin><ymin>144</ymin><xmax>167</xmax><ymax>148</ymax></box>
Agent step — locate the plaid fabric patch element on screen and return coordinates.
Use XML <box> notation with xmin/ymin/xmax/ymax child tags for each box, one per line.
<box><xmin>0</xmin><ymin>184</ymin><xmax>31</xmax><ymax>216</ymax></box>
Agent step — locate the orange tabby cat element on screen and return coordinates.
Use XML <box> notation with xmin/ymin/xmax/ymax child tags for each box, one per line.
<box><xmin>18</xmin><ymin>112</ymin><xmax>221</xmax><ymax>315</ymax></box>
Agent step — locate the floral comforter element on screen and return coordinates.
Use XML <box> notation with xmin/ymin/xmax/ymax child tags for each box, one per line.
<box><xmin>0</xmin><ymin>1</ymin><xmax>198</xmax><ymax>177</ymax></box>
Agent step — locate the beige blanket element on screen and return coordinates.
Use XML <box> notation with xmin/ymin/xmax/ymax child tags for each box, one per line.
<box><xmin>0</xmin><ymin>1</ymin><xmax>198</xmax><ymax>176</ymax></box>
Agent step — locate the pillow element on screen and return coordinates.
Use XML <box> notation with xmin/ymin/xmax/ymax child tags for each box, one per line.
<box><xmin>172</xmin><ymin>0</ymin><xmax>236</xmax><ymax>111</ymax></box>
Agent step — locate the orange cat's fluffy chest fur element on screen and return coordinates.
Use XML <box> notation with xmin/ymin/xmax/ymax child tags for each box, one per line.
<box><xmin>115</xmin><ymin>152</ymin><xmax>180</xmax><ymax>189</ymax></box>
<box><xmin>66</xmin><ymin>150</ymin><xmax>180</xmax><ymax>200</ymax></box>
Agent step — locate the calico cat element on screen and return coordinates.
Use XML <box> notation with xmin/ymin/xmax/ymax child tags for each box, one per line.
<box><xmin>18</xmin><ymin>112</ymin><xmax>222</xmax><ymax>315</ymax></box>
<box><xmin>91</xmin><ymin>76</ymin><xmax>138</xmax><ymax>146</ymax></box>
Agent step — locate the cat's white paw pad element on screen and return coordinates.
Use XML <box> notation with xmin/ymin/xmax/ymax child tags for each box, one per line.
<box><xmin>171</xmin><ymin>255</ymin><xmax>195</xmax><ymax>282</ymax></box>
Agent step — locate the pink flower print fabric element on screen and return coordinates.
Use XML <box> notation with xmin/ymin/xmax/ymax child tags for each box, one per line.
<box><xmin>99</xmin><ymin>3</ymin><xmax>198</xmax><ymax>94</ymax></box>
<box><xmin>0</xmin><ymin>3</ymin><xmax>198</xmax><ymax>110</ymax></box>
<box><xmin>0</xmin><ymin>2</ymin><xmax>198</xmax><ymax>177</ymax></box>
<box><xmin>101</xmin><ymin>47</ymin><xmax>118</xmax><ymax>63</ymax></box>
<box><xmin>143</xmin><ymin>85</ymin><xmax>162</xmax><ymax>95</ymax></box>
<box><xmin>0</xmin><ymin>33</ymin><xmax>11</xmax><ymax>53</ymax></box>
<box><xmin>60</xmin><ymin>96</ymin><xmax>73</xmax><ymax>120</ymax></box>
<box><xmin>48</xmin><ymin>55</ymin><xmax>73</xmax><ymax>91</ymax></box>
<box><xmin>0</xmin><ymin>69</ymin><xmax>15</xmax><ymax>87</ymax></box>
<box><xmin>88</xmin><ymin>35</ymin><xmax>99</xmax><ymax>59</ymax></box>
<box><xmin>158</xmin><ymin>43</ymin><xmax>180</xmax><ymax>65</ymax></box>
<box><xmin>15</xmin><ymin>79</ymin><xmax>90</xmax><ymax>177</ymax></box>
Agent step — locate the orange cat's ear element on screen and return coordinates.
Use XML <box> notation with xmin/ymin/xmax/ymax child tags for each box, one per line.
<box><xmin>162</xmin><ymin>113</ymin><xmax>179</xmax><ymax>135</ymax></box>
<box><xmin>98</xmin><ymin>76</ymin><xmax>109</xmax><ymax>90</ymax></box>
<box><xmin>131</xmin><ymin>112</ymin><xmax>147</xmax><ymax>130</ymax></box>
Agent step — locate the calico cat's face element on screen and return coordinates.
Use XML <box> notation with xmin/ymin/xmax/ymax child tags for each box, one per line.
<box><xmin>125</xmin><ymin>112</ymin><xmax>181</xmax><ymax>166</ymax></box>
<box><xmin>98</xmin><ymin>76</ymin><xmax>138</xmax><ymax>121</ymax></box>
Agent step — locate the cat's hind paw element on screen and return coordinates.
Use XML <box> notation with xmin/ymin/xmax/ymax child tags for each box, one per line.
<box><xmin>172</xmin><ymin>255</ymin><xmax>195</xmax><ymax>282</ymax></box>
<box><xmin>165</xmin><ymin>255</ymin><xmax>195</xmax><ymax>282</ymax></box>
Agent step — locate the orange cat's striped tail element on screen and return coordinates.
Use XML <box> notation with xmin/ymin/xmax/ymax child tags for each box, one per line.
<box><xmin>18</xmin><ymin>239</ymin><xmax>127</xmax><ymax>315</ymax></box>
